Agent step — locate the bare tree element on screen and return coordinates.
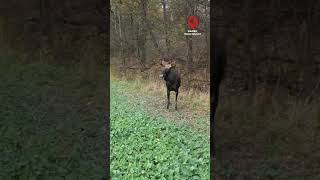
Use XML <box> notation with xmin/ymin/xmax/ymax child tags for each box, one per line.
<box><xmin>161</xmin><ymin>0</ymin><xmax>170</xmax><ymax>53</ymax></box>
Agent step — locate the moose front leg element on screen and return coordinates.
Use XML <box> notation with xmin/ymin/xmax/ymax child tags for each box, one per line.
<box><xmin>175</xmin><ymin>90</ymin><xmax>178</xmax><ymax>110</ymax></box>
<box><xmin>167</xmin><ymin>89</ymin><xmax>170</xmax><ymax>109</ymax></box>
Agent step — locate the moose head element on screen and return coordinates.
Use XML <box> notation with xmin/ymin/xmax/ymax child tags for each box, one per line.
<box><xmin>159</xmin><ymin>58</ymin><xmax>180</xmax><ymax>110</ymax></box>
<box><xmin>159</xmin><ymin>59</ymin><xmax>176</xmax><ymax>79</ymax></box>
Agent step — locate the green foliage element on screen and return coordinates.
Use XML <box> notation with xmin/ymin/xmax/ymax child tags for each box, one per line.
<box><xmin>111</xmin><ymin>83</ymin><xmax>209</xmax><ymax>179</ymax></box>
<box><xmin>0</xmin><ymin>56</ymin><xmax>106</xmax><ymax>179</ymax></box>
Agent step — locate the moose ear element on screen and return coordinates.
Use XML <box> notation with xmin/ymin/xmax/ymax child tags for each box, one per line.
<box><xmin>160</xmin><ymin>60</ymin><xmax>165</xmax><ymax>66</ymax></box>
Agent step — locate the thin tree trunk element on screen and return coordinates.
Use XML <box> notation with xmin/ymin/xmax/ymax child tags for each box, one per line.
<box><xmin>185</xmin><ymin>2</ymin><xmax>194</xmax><ymax>90</ymax></box>
<box><xmin>136</xmin><ymin>21</ymin><xmax>140</xmax><ymax>59</ymax></box>
<box><xmin>302</xmin><ymin>0</ymin><xmax>315</xmax><ymax>97</ymax></box>
<box><xmin>161</xmin><ymin>0</ymin><xmax>170</xmax><ymax>53</ymax></box>
<box><xmin>140</xmin><ymin>0</ymin><xmax>147</xmax><ymax>66</ymax></box>
<box><xmin>244</xmin><ymin>0</ymin><xmax>256</xmax><ymax>92</ymax></box>
<box><xmin>118</xmin><ymin>9</ymin><xmax>125</xmax><ymax>68</ymax></box>
<box><xmin>40</xmin><ymin>0</ymin><xmax>53</xmax><ymax>46</ymax></box>
<box><xmin>145</xmin><ymin>19</ymin><xmax>163</xmax><ymax>58</ymax></box>
<box><xmin>130</xmin><ymin>13</ymin><xmax>135</xmax><ymax>57</ymax></box>
<box><xmin>0</xmin><ymin>15</ymin><xmax>8</xmax><ymax>49</ymax></box>
<box><xmin>204</xmin><ymin>3</ymin><xmax>210</xmax><ymax>71</ymax></box>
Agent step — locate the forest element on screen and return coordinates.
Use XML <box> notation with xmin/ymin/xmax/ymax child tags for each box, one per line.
<box><xmin>0</xmin><ymin>0</ymin><xmax>319</xmax><ymax>179</ymax></box>
<box><xmin>111</xmin><ymin>0</ymin><xmax>210</xmax><ymax>91</ymax></box>
<box><xmin>214</xmin><ymin>1</ymin><xmax>320</xmax><ymax>179</ymax></box>
<box><xmin>111</xmin><ymin>0</ymin><xmax>320</xmax><ymax>179</ymax></box>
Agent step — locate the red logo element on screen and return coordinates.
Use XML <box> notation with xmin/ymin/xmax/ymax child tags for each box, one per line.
<box><xmin>187</xmin><ymin>16</ymin><xmax>199</xmax><ymax>30</ymax></box>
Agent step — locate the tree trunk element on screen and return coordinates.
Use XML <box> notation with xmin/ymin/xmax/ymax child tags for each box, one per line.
<box><xmin>244</xmin><ymin>0</ymin><xmax>256</xmax><ymax>93</ymax></box>
<box><xmin>185</xmin><ymin>2</ymin><xmax>194</xmax><ymax>90</ymax></box>
<box><xmin>145</xmin><ymin>18</ymin><xmax>163</xmax><ymax>58</ymax></box>
<box><xmin>0</xmin><ymin>15</ymin><xmax>8</xmax><ymax>49</ymax></box>
<box><xmin>140</xmin><ymin>0</ymin><xmax>147</xmax><ymax>66</ymax></box>
<box><xmin>161</xmin><ymin>0</ymin><xmax>170</xmax><ymax>53</ymax></box>
<box><xmin>204</xmin><ymin>2</ymin><xmax>210</xmax><ymax>71</ymax></box>
<box><xmin>130</xmin><ymin>13</ymin><xmax>135</xmax><ymax>57</ymax></box>
<box><xmin>40</xmin><ymin>0</ymin><xmax>53</xmax><ymax>46</ymax></box>
<box><xmin>117</xmin><ymin>9</ymin><xmax>125</xmax><ymax>68</ymax></box>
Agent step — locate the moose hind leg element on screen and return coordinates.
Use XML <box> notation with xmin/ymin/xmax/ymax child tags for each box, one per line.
<box><xmin>167</xmin><ymin>90</ymin><xmax>170</xmax><ymax>109</ymax></box>
<box><xmin>175</xmin><ymin>90</ymin><xmax>178</xmax><ymax>110</ymax></box>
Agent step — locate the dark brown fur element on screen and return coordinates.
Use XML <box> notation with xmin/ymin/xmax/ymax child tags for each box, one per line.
<box><xmin>160</xmin><ymin>61</ymin><xmax>181</xmax><ymax>110</ymax></box>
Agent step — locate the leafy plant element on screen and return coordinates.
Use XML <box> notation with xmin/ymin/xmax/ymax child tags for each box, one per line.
<box><xmin>111</xmin><ymin>83</ymin><xmax>210</xmax><ymax>179</ymax></box>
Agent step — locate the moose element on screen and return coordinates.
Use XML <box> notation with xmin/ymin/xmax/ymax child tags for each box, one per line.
<box><xmin>159</xmin><ymin>60</ymin><xmax>181</xmax><ymax>110</ymax></box>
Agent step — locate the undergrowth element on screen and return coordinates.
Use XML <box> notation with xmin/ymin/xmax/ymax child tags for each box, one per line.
<box><xmin>0</xmin><ymin>52</ymin><xmax>107</xmax><ymax>179</ymax></box>
<box><xmin>111</xmin><ymin>83</ymin><xmax>209</xmax><ymax>179</ymax></box>
<box><xmin>110</xmin><ymin>69</ymin><xmax>210</xmax><ymax>133</ymax></box>
<box><xmin>111</xmin><ymin>67</ymin><xmax>320</xmax><ymax>179</ymax></box>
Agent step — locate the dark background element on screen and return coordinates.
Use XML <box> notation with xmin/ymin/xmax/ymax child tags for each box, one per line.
<box><xmin>0</xmin><ymin>1</ymin><xmax>109</xmax><ymax>179</ymax></box>
<box><xmin>213</xmin><ymin>0</ymin><xmax>320</xmax><ymax>179</ymax></box>
<box><xmin>0</xmin><ymin>0</ymin><xmax>319</xmax><ymax>179</ymax></box>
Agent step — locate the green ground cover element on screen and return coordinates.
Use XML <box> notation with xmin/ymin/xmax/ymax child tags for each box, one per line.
<box><xmin>111</xmin><ymin>81</ymin><xmax>210</xmax><ymax>179</ymax></box>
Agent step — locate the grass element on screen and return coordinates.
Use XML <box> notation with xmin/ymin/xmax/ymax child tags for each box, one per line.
<box><xmin>110</xmin><ymin>81</ymin><xmax>210</xmax><ymax>179</ymax></box>
<box><xmin>3</xmin><ymin>50</ymin><xmax>317</xmax><ymax>179</ymax></box>
<box><xmin>111</xmin><ymin>67</ymin><xmax>320</xmax><ymax>179</ymax></box>
<box><xmin>0</xmin><ymin>51</ymin><xmax>107</xmax><ymax>179</ymax></box>
<box><xmin>110</xmin><ymin>69</ymin><xmax>210</xmax><ymax>134</ymax></box>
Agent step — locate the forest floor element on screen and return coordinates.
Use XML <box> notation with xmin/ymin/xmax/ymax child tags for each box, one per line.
<box><xmin>1</xmin><ymin>53</ymin><xmax>319</xmax><ymax>179</ymax></box>
<box><xmin>110</xmin><ymin>81</ymin><xmax>210</xmax><ymax>179</ymax></box>
<box><xmin>112</xmin><ymin>71</ymin><xmax>320</xmax><ymax>180</ymax></box>
<box><xmin>110</xmin><ymin>74</ymin><xmax>210</xmax><ymax>134</ymax></box>
<box><xmin>0</xmin><ymin>55</ymin><xmax>107</xmax><ymax>179</ymax></box>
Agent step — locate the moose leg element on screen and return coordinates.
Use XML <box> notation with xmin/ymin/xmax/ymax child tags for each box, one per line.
<box><xmin>175</xmin><ymin>90</ymin><xmax>178</xmax><ymax>110</ymax></box>
<box><xmin>167</xmin><ymin>90</ymin><xmax>170</xmax><ymax>109</ymax></box>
